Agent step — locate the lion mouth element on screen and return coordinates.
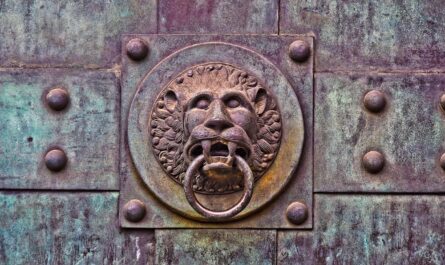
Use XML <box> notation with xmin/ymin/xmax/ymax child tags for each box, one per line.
<box><xmin>189</xmin><ymin>140</ymin><xmax>249</xmax><ymax>167</ymax></box>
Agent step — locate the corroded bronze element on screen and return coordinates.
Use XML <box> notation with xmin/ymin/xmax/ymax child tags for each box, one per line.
<box><xmin>46</xmin><ymin>87</ymin><xmax>69</xmax><ymax>111</ymax></box>
<box><xmin>184</xmin><ymin>155</ymin><xmax>254</xmax><ymax>220</ymax></box>
<box><xmin>123</xmin><ymin>199</ymin><xmax>147</xmax><ymax>222</ymax></box>
<box><xmin>363</xmin><ymin>90</ymin><xmax>386</xmax><ymax>113</ymax></box>
<box><xmin>150</xmin><ymin>62</ymin><xmax>282</xmax><ymax>219</ymax></box>
<box><xmin>126</xmin><ymin>40</ymin><xmax>306</xmax><ymax>224</ymax></box>
<box><xmin>439</xmin><ymin>153</ymin><xmax>445</xmax><ymax>171</ymax></box>
<box><xmin>286</xmin><ymin>201</ymin><xmax>308</xmax><ymax>225</ymax></box>
<box><xmin>362</xmin><ymin>150</ymin><xmax>385</xmax><ymax>174</ymax></box>
<box><xmin>44</xmin><ymin>148</ymin><xmax>68</xmax><ymax>172</ymax></box>
<box><xmin>126</xmin><ymin>38</ymin><xmax>149</xmax><ymax>61</ymax></box>
<box><xmin>440</xmin><ymin>94</ymin><xmax>445</xmax><ymax>112</ymax></box>
<box><xmin>288</xmin><ymin>40</ymin><xmax>310</xmax><ymax>63</ymax></box>
<box><xmin>150</xmin><ymin>63</ymin><xmax>281</xmax><ymax>195</ymax></box>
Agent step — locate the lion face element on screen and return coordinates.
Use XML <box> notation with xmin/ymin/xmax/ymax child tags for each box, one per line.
<box><xmin>150</xmin><ymin>63</ymin><xmax>281</xmax><ymax>194</ymax></box>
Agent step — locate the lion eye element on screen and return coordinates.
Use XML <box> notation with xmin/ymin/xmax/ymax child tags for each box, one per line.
<box><xmin>195</xmin><ymin>98</ymin><xmax>210</xmax><ymax>109</ymax></box>
<box><xmin>226</xmin><ymin>98</ymin><xmax>240</xmax><ymax>108</ymax></box>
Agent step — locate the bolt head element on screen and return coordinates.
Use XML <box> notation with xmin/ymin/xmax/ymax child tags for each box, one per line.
<box><xmin>124</xmin><ymin>199</ymin><xmax>146</xmax><ymax>222</ymax></box>
<box><xmin>364</xmin><ymin>90</ymin><xmax>386</xmax><ymax>113</ymax></box>
<box><xmin>440</xmin><ymin>153</ymin><xmax>445</xmax><ymax>170</ymax></box>
<box><xmin>45</xmin><ymin>149</ymin><xmax>68</xmax><ymax>172</ymax></box>
<box><xmin>362</xmin><ymin>150</ymin><xmax>385</xmax><ymax>174</ymax></box>
<box><xmin>288</xmin><ymin>40</ymin><xmax>310</xmax><ymax>63</ymax></box>
<box><xmin>46</xmin><ymin>88</ymin><xmax>69</xmax><ymax>111</ymax></box>
<box><xmin>286</xmin><ymin>201</ymin><xmax>308</xmax><ymax>225</ymax></box>
<box><xmin>440</xmin><ymin>94</ymin><xmax>445</xmax><ymax>111</ymax></box>
<box><xmin>126</xmin><ymin>38</ymin><xmax>149</xmax><ymax>61</ymax></box>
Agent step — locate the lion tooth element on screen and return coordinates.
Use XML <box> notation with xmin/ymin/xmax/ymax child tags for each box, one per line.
<box><xmin>228</xmin><ymin>142</ymin><xmax>237</xmax><ymax>156</ymax></box>
<box><xmin>227</xmin><ymin>155</ymin><xmax>234</xmax><ymax>166</ymax></box>
<box><xmin>202</xmin><ymin>140</ymin><xmax>211</xmax><ymax>162</ymax></box>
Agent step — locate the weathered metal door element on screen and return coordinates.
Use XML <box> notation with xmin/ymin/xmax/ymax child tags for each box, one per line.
<box><xmin>1</xmin><ymin>1</ymin><xmax>444</xmax><ymax>264</ymax></box>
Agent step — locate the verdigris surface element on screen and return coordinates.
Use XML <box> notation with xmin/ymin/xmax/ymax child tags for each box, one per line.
<box><xmin>0</xmin><ymin>69</ymin><xmax>119</xmax><ymax>190</ymax></box>
<box><xmin>315</xmin><ymin>74</ymin><xmax>445</xmax><ymax>192</ymax></box>
<box><xmin>1</xmin><ymin>0</ymin><xmax>445</xmax><ymax>264</ymax></box>
<box><xmin>278</xmin><ymin>195</ymin><xmax>445</xmax><ymax>264</ymax></box>
<box><xmin>0</xmin><ymin>192</ymin><xmax>154</xmax><ymax>264</ymax></box>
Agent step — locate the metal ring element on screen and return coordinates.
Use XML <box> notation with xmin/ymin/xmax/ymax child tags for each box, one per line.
<box><xmin>183</xmin><ymin>154</ymin><xmax>254</xmax><ymax>221</ymax></box>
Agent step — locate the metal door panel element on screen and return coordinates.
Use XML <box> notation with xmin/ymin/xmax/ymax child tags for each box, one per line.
<box><xmin>278</xmin><ymin>194</ymin><xmax>445</xmax><ymax>264</ymax></box>
<box><xmin>0</xmin><ymin>0</ymin><xmax>444</xmax><ymax>264</ymax></box>
<box><xmin>120</xmin><ymin>34</ymin><xmax>313</xmax><ymax>228</ymax></box>
<box><xmin>0</xmin><ymin>0</ymin><xmax>157</xmax><ymax>67</ymax></box>
<box><xmin>280</xmin><ymin>0</ymin><xmax>445</xmax><ymax>71</ymax></box>
<box><xmin>0</xmin><ymin>69</ymin><xmax>120</xmax><ymax>190</ymax></box>
<box><xmin>315</xmin><ymin>73</ymin><xmax>445</xmax><ymax>192</ymax></box>
<box><xmin>0</xmin><ymin>192</ymin><xmax>154</xmax><ymax>264</ymax></box>
<box><xmin>158</xmin><ymin>0</ymin><xmax>278</xmax><ymax>34</ymax></box>
<box><xmin>156</xmin><ymin>230</ymin><xmax>276</xmax><ymax>265</ymax></box>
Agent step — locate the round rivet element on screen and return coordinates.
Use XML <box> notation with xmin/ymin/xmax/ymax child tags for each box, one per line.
<box><xmin>440</xmin><ymin>94</ymin><xmax>445</xmax><ymax>111</ymax></box>
<box><xmin>45</xmin><ymin>149</ymin><xmax>68</xmax><ymax>172</ymax></box>
<box><xmin>46</xmin><ymin>88</ymin><xmax>69</xmax><ymax>111</ymax></box>
<box><xmin>126</xmin><ymin>38</ymin><xmax>149</xmax><ymax>61</ymax></box>
<box><xmin>440</xmin><ymin>153</ymin><xmax>445</xmax><ymax>170</ymax></box>
<box><xmin>288</xmin><ymin>40</ymin><xmax>310</xmax><ymax>63</ymax></box>
<box><xmin>124</xmin><ymin>199</ymin><xmax>146</xmax><ymax>222</ymax></box>
<box><xmin>362</xmin><ymin>151</ymin><xmax>385</xmax><ymax>174</ymax></box>
<box><xmin>363</xmin><ymin>90</ymin><xmax>386</xmax><ymax>113</ymax></box>
<box><xmin>286</xmin><ymin>201</ymin><xmax>308</xmax><ymax>225</ymax></box>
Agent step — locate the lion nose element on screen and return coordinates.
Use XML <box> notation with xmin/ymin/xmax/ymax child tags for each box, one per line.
<box><xmin>204</xmin><ymin>100</ymin><xmax>233</xmax><ymax>132</ymax></box>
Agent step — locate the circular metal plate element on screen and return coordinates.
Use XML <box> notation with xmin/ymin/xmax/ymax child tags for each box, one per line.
<box><xmin>128</xmin><ymin>42</ymin><xmax>304</xmax><ymax>222</ymax></box>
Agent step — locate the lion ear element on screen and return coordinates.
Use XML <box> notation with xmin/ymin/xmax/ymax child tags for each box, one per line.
<box><xmin>253</xmin><ymin>88</ymin><xmax>267</xmax><ymax>115</ymax></box>
<box><xmin>164</xmin><ymin>90</ymin><xmax>178</xmax><ymax>113</ymax></box>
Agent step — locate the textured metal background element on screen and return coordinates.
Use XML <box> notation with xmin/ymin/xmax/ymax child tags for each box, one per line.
<box><xmin>0</xmin><ymin>0</ymin><xmax>444</xmax><ymax>264</ymax></box>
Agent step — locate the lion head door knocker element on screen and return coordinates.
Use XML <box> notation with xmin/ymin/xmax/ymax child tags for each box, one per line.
<box><xmin>127</xmin><ymin>41</ymin><xmax>304</xmax><ymax>223</ymax></box>
<box><xmin>150</xmin><ymin>63</ymin><xmax>282</xmax><ymax>220</ymax></box>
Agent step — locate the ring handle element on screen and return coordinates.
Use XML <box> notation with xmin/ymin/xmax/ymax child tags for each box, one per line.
<box><xmin>183</xmin><ymin>154</ymin><xmax>254</xmax><ymax>221</ymax></box>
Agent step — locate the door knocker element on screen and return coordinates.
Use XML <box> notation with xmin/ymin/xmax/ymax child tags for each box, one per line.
<box><xmin>127</xmin><ymin>41</ymin><xmax>305</xmax><ymax>222</ymax></box>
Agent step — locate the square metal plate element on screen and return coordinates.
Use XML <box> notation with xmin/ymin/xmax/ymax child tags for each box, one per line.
<box><xmin>119</xmin><ymin>34</ymin><xmax>313</xmax><ymax>228</ymax></box>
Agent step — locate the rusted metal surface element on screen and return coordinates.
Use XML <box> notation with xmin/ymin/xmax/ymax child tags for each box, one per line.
<box><xmin>120</xmin><ymin>34</ymin><xmax>313</xmax><ymax>228</ymax></box>
<box><xmin>315</xmin><ymin>74</ymin><xmax>445</xmax><ymax>192</ymax></box>
<box><xmin>0</xmin><ymin>192</ymin><xmax>155</xmax><ymax>264</ymax></box>
<box><xmin>278</xmin><ymin>195</ymin><xmax>445</xmax><ymax>264</ymax></box>
<box><xmin>0</xmin><ymin>0</ymin><xmax>157</xmax><ymax>67</ymax></box>
<box><xmin>0</xmin><ymin>69</ymin><xmax>119</xmax><ymax>190</ymax></box>
<box><xmin>281</xmin><ymin>0</ymin><xmax>445</xmax><ymax>71</ymax></box>
<box><xmin>158</xmin><ymin>0</ymin><xmax>278</xmax><ymax>34</ymax></box>
<box><xmin>156</xmin><ymin>230</ymin><xmax>276</xmax><ymax>265</ymax></box>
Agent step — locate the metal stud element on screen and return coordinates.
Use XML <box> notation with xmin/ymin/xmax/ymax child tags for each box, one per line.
<box><xmin>362</xmin><ymin>150</ymin><xmax>385</xmax><ymax>174</ymax></box>
<box><xmin>126</xmin><ymin>38</ymin><xmax>149</xmax><ymax>61</ymax></box>
<box><xmin>45</xmin><ymin>148</ymin><xmax>68</xmax><ymax>172</ymax></box>
<box><xmin>124</xmin><ymin>199</ymin><xmax>147</xmax><ymax>222</ymax></box>
<box><xmin>288</xmin><ymin>40</ymin><xmax>310</xmax><ymax>63</ymax></box>
<box><xmin>363</xmin><ymin>90</ymin><xmax>386</xmax><ymax>113</ymax></box>
<box><xmin>286</xmin><ymin>201</ymin><xmax>308</xmax><ymax>225</ymax></box>
<box><xmin>440</xmin><ymin>94</ymin><xmax>445</xmax><ymax>112</ymax></box>
<box><xmin>440</xmin><ymin>153</ymin><xmax>445</xmax><ymax>171</ymax></box>
<box><xmin>46</xmin><ymin>88</ymin><xmax>69</xmax><ymax>111</ymax></box>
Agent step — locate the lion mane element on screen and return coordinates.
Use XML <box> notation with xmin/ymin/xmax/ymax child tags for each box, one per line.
<box><xmin>150</xmin><ymin>63</ymin><xmax>281</xmax><ymax>194</ymax></box>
